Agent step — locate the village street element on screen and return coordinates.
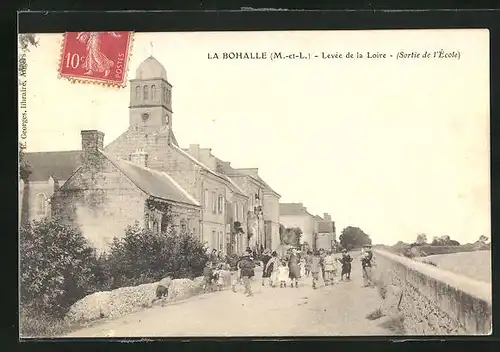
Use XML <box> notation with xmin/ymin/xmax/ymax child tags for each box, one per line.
<box><xmin>64</xmin><ymin>262</ymin><xmax>392</xmax><ymax>337</ymax></box>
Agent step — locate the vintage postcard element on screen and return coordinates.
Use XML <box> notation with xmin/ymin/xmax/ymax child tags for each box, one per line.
<box><xmin>18</xmin><ymin>29</ymin><xmax>491</xmax><ymax>338</ymax></box>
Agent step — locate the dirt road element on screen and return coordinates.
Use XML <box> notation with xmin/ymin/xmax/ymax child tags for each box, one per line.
<box><xmin>64</xmin><ymin>264</ymin><xmax>392</xmax><ymax>337</ymax></box>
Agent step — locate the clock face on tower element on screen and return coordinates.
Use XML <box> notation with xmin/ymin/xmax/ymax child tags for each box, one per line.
<box><xmin>142</xmin><ymin>113</ymin><xmax>150</xmax><ymax>122</ymax></box>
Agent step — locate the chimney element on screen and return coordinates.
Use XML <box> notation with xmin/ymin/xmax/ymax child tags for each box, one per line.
<box><xmin>323</xmin><ymin>213</ymin><xmax>331</xmax><ymax>221</ymax></box>
<box><xmin>130</xmin><ymin>150</ymin><xmax>149</xmax><ymax>167</ymax></box>
<box><xmin>81</xmin><ymin>130</ymin><xmax>104</xmax><ymax>153</ymax></box>
<box><xmin>189</xmin><ymin>144</ymin><xmax>200</xmax><ymax>160</ymax></box>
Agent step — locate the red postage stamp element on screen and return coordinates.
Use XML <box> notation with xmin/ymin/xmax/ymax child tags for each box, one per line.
<box><xmin>59</xmin><ymin>31</ymin><xmax>134</xmax><ymax>87</ymax></box>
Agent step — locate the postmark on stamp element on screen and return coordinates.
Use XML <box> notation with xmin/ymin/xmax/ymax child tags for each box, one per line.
<box><xmin>59</xmin><ymin>31</ymin><xmax>134</xmax><ymax>87</ymax></box>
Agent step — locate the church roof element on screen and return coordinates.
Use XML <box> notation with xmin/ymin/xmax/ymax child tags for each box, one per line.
<box><xmin>135</xmin><ymin>56</ymin><xmax>168</xmax><ymax>80</ymax></box>
<box><xmin>25</xmin><ymin>150</ymin><xmax>82</xmax><ymax>182</ymax></box>
<box><xmin>101</xmin><ymin>150</ymin><xmax>200</xmax><ymax>207</ymax></box>
<box><xmin>279</xmin><ymin>203</ymin><xmax>313</xmax><ymax>217</ymax></box>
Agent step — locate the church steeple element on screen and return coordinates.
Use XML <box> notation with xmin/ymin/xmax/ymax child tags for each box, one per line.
<box><xmin>129</xmin><ymin>56</ymin><xmax>173</xmax><ymax>136</ymax></box>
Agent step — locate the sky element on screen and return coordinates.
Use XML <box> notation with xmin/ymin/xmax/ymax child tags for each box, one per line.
<box><xmin>18</xmin><ymin>30</ymin><xmax>490</xmax><ymax>245</ymax></box>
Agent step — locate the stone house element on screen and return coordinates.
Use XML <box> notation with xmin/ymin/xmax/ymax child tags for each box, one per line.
<box><xmin>279</xmin><ymin>203</ymin><xmax>316</xmax><ymax>248</ymax></box>
<box><xmin>51</xmin><ymin>130</ymin><xmax>201</xmax><ymax>252</ymax></box>
<box><xmin>20</xmin><ymin>151</ymin><xmax>82</xmax><ymax>224</ymax></box>
<box><xmin>315</xmin><ymin>213</ymin><xmax>336</xmax><ymax>251</ymax></box>
<box><xmin>216</xmin><ymin>162</ymin><xmax>281</xmax><ymax>251</ymax></box>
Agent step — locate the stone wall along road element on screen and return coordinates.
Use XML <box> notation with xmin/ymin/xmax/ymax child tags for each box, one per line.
<box><xmin>63</xmin><ymin>257</ymin><xmax>394</xmax><ymax>337</ymax></box>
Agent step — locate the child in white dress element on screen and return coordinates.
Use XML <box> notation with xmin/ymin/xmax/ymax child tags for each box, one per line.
<box><xmin>278</xmin><ymin>260</ymin><xmax>290</xmax><ymax>288</ymax></box>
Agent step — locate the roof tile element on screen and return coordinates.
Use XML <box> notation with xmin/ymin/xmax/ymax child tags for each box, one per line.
<box><xmin>101</xmin><ymin>150</ymin><xmax>200</xmax><ymax>207</ymax></box>
<box><xmin>25</xmin><ymin>151</ymin><xmax>82</xmax><ymax>182</ymax></box>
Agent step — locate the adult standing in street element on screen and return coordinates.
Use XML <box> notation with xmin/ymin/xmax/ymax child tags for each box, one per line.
<box><xmin>340</xmin><ymin>249</ymin><xmax>353</xmax><ymax>281</ymax></box>
<box><xmin>361</xmin><ymin>244</ymin><xmax>374</xmax><ymax>287</ymax></box>
<box><xmin>288</xmin><ymin>248</ymin><xmax>301</xmax><ymax>288</ymax></box>
<box><xmin>260</xmin><ymin>249</ymin><xmax>272</xmax><ymax>286</ymax></box>
<box><xmin>265</xmin><ymin>251</ymin><xmax>280</xmax><ymax>287</ymax></box>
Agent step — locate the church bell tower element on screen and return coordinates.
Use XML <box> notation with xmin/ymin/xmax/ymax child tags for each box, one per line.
<box><xmin>129</xmin><ymin>56</ymin><xmax>173</xmax><ymax>135</ymax></box>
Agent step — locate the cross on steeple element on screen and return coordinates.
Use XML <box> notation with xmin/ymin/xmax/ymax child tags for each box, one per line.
<box><xmin>150</xmin><ymin>41</ymin><xmax>154</xmax><ymax>57</ymax></box>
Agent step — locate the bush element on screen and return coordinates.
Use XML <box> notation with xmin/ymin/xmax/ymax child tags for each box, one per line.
<box><xmin>20</xmin><ymin>218</ymin><xmax>101</xmax><ymax>318</ymax></box>
<box><xmin>20</xmin><ymin>305</ymin><xmax>72</xmax><ymax>338</ymax></box>
<box><xmin>103</xmin><ymin>223</ymin><xmax>207</xmax><ymax>289</ymax></box>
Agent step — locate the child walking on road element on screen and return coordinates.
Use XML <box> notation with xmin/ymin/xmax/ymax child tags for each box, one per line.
<box><xmin>310</xmin><ymin>251</ymin><xmax>322</xmax><ymax>289</ymax></box>
<box><xmin>203</xmin><ymin>261</ymin><xmax>214</xmax><ymax>293</ymax></box>
<box><xmin>238</xmin><ymin>250</ymin><xmax>256</xmax><ymax>297</ymax></box>
<box><xmin>323</xmin><ymin>250</ymin><xmax>338</xmax><ymax>286</ymax></box>
<box><xmin>304</xmin><ymin>251</ymin><xmax>312</xmax><ymax>277</ymax></box>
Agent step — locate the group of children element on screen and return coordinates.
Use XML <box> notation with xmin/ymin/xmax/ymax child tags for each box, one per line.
<box><xmin>202</xmin><ymin>261</ymin><xmax>232</xmax><ymax>292</ymax></box>
<box><xmin>302</xmin><ymin>249</ymin><xmax>354</xmax><ymax>289</ymax></box>
<box><xmin>201</xmin><ymin>246</ymin><xmax>357</xmax><ymax>295</ymax></box>
<box><xmin>260</xmin><ymin>248</ymin><xmax>354</xmax><ymax>290</ymax></box>
<box><xmin>202</xmin><ymin>248</ymin><xmax>257</xmax><ymax>296</ymax></box>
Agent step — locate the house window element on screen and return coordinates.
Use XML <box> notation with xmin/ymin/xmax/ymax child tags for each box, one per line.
<box><xmin>143</xmin><ymin>85</ymin><xmax>149</xmax><ymax>100</ymax></box>
<box><xmin>204</xmin><ymin>189</ymin><xmax>209</xmax><ymax>209</ymax></box>
<box><xmin>218</xmin><ymin>195</ymin><xmax>224</xmax><ymax>214</ymax></box>
<box><xmin>212</xmin><ymin>230</ymin><xmax>216</xmax><ymax>249</ymax></box>
<box><xmin>151</xmin><ymin>85</ymin><xmax>156</xmax><ymax>99</ymax></box>
<box><xmin>135</xmin><ymin>86</ymin><xmax>141</xmax><ymax>100</ymax></box>
<box><xmin>235</xmin><ymin>203</ymin><xmax>238</xmax><ymax>221</ymax></box>
<box><xmin>36</xmin><ymin>193</ymin><xmax>48</xmax><ymax>216</ymax></box>
<box><xmin>212</xmin><ymin>192</ymin><xmax>217</xmax><ymax>214</ymax></box>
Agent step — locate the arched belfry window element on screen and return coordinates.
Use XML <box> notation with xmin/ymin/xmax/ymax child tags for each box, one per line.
<box><xmin>162</xmin><ymin>86</ymin><xmax>166</xmax><ymax>103</ymax></box>
<box><xmin>36</xmin><ymin>193</ymin><xmax>48</xmax><ymax>216</ymax></box>
<box><xmin>151</xmin><ymin>85</ymin><xmax>156</xmax><ymax>99</ymax></box>
<box><xmin>135</xmin><ymin>86</ymin><xmax>141</xmax><ymax>100</ymax></box>
<box><xmin>143</xmin><ymin>85</ymin><xmax>149</xmax><ymax>100</ymax></box>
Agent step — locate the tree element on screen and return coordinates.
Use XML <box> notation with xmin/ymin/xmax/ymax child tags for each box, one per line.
<box><xmin>104</xmin><ymin>222</ymin><xmax>207</xmax><ymax>287</ymax></box>
<box><xmin>415</xmin><ymin>233</ymin><xmax>427</xmax><ymax>245</ymax></box>
<box><xmin>339</xmin><ymin>226</ymin><xmax>372</xmax><ymax>250</ymax></box>
<box><xmin>478</xmin><ymin>235</ymin><xmax>489</xmax><ymax>244</ymax></box>
<box><xmin>431</xmin><ymin>235</ymin><xmax>460</xmax><ymax>246</ymax></box>
<box><xmin>19</xmin><ymin>33</ymin><xmax>39</xmax><ymax>52</ymax></box>
<box><xmin>19</xmin><ymin>142</ymin><xmax>31</xmax><ymax>181</ymax></box>
<box><xmin>282</xmin><ymin>227</ymin><xmax>302</xmax><ymax>247</ymax></box>
<box><xmin>20</xmin><ymin>217</ymin><xmax>100</xmax><ymax>317</ymax></box>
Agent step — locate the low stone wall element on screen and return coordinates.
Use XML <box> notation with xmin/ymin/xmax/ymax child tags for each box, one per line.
<box><xmin>373</xmin><ymin>249</ymin><xmax>492</xmax><ymax>335</ymax></box>
<box><xmin>65</xmin><ymin>276</ymin><xmax>205</xmax><ymax>324</ymax></box>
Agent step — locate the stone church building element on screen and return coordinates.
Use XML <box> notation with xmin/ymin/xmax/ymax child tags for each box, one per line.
<box><xmin>20</xmin><ymin>56</ymin><xmax>281</xmax><ymax>254</ymax></box>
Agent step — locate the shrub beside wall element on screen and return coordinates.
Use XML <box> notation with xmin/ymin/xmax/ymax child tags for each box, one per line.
<box><xmin>19</xmin><ymin>219</ymin><xmax>208</xmax><ymax>337</ymax></box>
